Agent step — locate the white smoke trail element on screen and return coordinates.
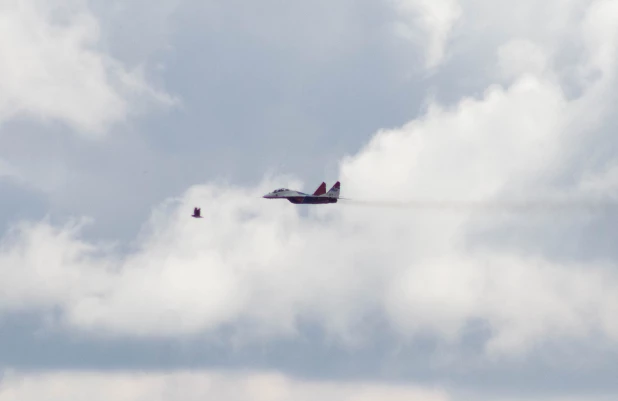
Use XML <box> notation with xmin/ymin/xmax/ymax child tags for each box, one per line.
<box><xmin>338</xmin><ymin>197</ymin><xmax>618</xmax><ymax>213</ymax></box>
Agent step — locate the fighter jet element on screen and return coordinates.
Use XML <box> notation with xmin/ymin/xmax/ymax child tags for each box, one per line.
<box><xmin>263</xmin><ymin>181</ymin><xmax>340</xmax><ymax>204</ymax></box>
<box><xmin>191</xmin><ymin>207</ymin><xmax>203</xmax><ymax>218</ymax></box>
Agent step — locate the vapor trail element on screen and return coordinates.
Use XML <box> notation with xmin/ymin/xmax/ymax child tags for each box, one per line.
<box><xmin>338</xmin><ymin>197</ymin><xmax>618</xmax><ymax>212</ymax></box>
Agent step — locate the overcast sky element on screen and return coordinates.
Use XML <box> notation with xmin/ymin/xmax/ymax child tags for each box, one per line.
<box><xmin>2</xmin><ymin>0</ymin><xmax>618</xmax><ymax>400</ymax></box>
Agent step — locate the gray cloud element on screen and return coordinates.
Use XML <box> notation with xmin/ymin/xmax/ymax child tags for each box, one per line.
<box><xmin>2</xmin><ymin>0</ymin><xmax>618</xmax><ymax>400</ymax></box>
<box><xmin>0</xmin><ymin>369</ymin><xmax>449</xmax><ymax>401</ymax></box>
<box><xmin>1</xmin><ymin>0</ymin><xmax>433</xmax><ymax>242</ymax></box>
<box><xmin>0</xmin><ymin>0</ymin><xmax>176</xmax><ymax>136</ymax></box>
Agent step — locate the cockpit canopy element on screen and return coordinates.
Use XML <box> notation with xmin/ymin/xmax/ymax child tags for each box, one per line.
<box><xmin>273</xmin><ymin>188</ymin><xmax>289</xmax><ymax>193</ymax></box>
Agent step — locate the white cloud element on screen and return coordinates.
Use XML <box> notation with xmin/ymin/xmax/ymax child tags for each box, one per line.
<box><xmin>490</xmin><ymin>396</ymin><xmax>616</xmax><ymax>401</ymax></box>
<box><xmin>391</xmin><ymin>0</ymin><xmax>462</xmax><ymax>69</ymax></box>
<box><xmin>3</xmin><ymin>0</ymin><xmax>618</xmax><ymax>369</ymax></box>
<box><xmin>0</xmin><ymin>370</ymin><xmax>615</xmax><ymax>401</ymax></box>
<box><xmin>581</xmin><ymin>0</ymin><xmax>618</xmax><ymax>77</ymax></box>
<box><xmin>2</xmin><ymin>65</ymin><xmax>618</xmax><ymax>358</ymax></box>
<box><xmin>453</xmin><ymin>0</ymin><xmax>587</xmax><ymax>48</ymax></box>
<box><xmin>0</xmin><ymin>0</ymin><xmax>176</xmax><ymax>137</ymax></box>
<box><xmin>497</xmin><ymin>40</ymin><xmax>551</xmax><ymax>81</ymax></box>
<box><xmin>0</xmin><ymin>369</ymin><xmax>449</xmax><ymax>401</ymax></box>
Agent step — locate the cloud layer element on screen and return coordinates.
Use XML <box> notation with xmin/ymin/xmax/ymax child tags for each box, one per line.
<box><xmin>0</xmin><ymin>0</ymin><xmax>176</xmax><ymax>136</ymax></box>
<box><xmin>3</xmin><ymin>0</ymin><xmax>618</xmax><ymax>357</ymax></box>
<box><xmin>0</xmin><ymin>369</ymin><xmax>448</xmax><ymax>401</ymax></box>
<box><xmin>3</xmin><ymin>0</ymin><xmax>618</xmax><ymax>400</ymax></box>
<box><xmin>391</xmin><ymin>0</ymin><xmax>462</xmax><ymax>68</ymax></box>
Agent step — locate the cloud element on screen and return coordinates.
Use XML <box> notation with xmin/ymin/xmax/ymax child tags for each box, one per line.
<box><xmin>581</xmin><ymin>0</ymin><xmax>618</xmax><ymax>76</ymax></box>
<box><xmin>3</xmin><ymin>19</ymin><xmax>618</xmax><ymax>356</ymax></box>
<box><xmin>489</xmin><ymin>397</ymin><xmax>615</xmax><ymax>401</ymax></box>
<box><xmin>3</xmin><ymin>2</ymin><xmax>618</xmax><ymax>396</ymax></box>
<box><xmin>1</xmin><ymin>369</ymin><xmax>616</xmax><ymax>401</ymax></box>
<box><xmin>0</xmin><ymin>160</ymin><xmax>19</xmax><ymax>180</ymax></box>
<box><xmin>88</xmin><ymin>0</ymin><xmax>182</xmax><ymax>64</ymax></box>
<box><xmin>0</xmin><ymin>369</ymin><xmax>449</xmax><ymax>401</ymax></box>
<box><xmin>0</xmin><ymin>0</ymin><xmax>177</xmax><ymax>137</ymax></box>
<box><xmin>497</xmin><ymin>40</ymin><xmax>551</xmax><ymax>81</ymax></box>
<box><xmin>390</xmin><ymin>0</ymin><xmax>462</xmax><ymax>69</ymax></box>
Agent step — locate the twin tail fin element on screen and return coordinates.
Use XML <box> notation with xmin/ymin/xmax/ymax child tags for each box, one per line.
<box><xmin>325</xmin><ymin>181</ymin><xmax>340</xmax><ymax>198</ymax></box>
<box><xmin>313</xmin><ymin>182</ymin><xmax>327</xmax><ymax>196</ymax></box>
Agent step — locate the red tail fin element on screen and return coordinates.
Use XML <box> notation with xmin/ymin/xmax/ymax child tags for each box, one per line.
<box><xmin>326</xmin><ymin>181</ymin><xmax>340</xmax><ymax>198</ymax></box>
<box><xmin>313</xmin><ymin>182</ymin><xmax>327</xmax><ymax>195</ymax></box>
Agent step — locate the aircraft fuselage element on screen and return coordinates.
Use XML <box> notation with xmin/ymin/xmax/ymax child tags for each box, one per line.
<box><xmin>263</xmin><ymin>182</ymin><xmax>340</xmax><ymax>205</ymax></box>
<box><xmin>286</xmin><ymin>196</ymin><xmax>337</xmax><ymax>204</ymax></box>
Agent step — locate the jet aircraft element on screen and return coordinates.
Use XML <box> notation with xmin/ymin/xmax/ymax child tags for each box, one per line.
<box><xmin>191</xmin><ymin>207</ymin><xmax>203</xmax><ymax>218</ymax></box>
<box><xmin>263</xmin><ymin>181</ymin><xmax>340</xmax><ymax>204</ymax></box>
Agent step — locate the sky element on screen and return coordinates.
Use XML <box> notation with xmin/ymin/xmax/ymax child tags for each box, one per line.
<box><xmin>1</xmin><ymin>0</ymin><xmax>618</xmax><ymax>400</ymax></box>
